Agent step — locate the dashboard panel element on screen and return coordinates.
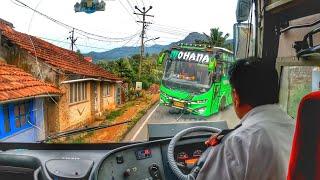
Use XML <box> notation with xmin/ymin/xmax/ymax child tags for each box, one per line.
<box><xmin>97</xmin><ymin>144</ymin><xmax>165</xmax><ymax>180</ymax></box>
<box><xmin>0</xmin><ymin>136</ymin><xmax>209</xmax><ymax>180</ymax></box>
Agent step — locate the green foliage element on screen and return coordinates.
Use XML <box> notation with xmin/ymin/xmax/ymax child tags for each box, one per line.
<box><xmin>196</xmin><ymin>27</ymin><xmax>231</xmax><ymax>49</ymax></box>
<box><xmin>97</xmin><ymin>54</ymin><xmax>163</xmax><ymax>92</ymax></box>
<box><xmin>288</xmin><ymin>84</ymin><xmax>311</xmax><ymax>118</ymax></box>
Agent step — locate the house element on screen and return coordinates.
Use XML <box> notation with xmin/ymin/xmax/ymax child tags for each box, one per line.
<box><xmin>0</xmin><ymin>61</ymin><xmax>61</xmax><ymax>142</ymax></box>
<box><xmin>0</xmin><ymin>19</ymin><xmax>123</xmax><ymax>137</ymax></box>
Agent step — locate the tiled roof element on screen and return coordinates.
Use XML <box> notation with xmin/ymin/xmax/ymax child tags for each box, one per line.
<box><xmin>0</xmin><ymin>61</ymin><xmax>61</xmax><ymax>102</ymax></box>
<box><xmin>0</xmin><ymin>22</ymin><xmax>121</xmax><ymax>81</ymax></box>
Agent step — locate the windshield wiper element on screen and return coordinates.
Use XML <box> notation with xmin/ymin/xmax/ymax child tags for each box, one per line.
<box><xmin>39</xmin><ymin>120</ymin><xmax>131</xmax><ymax>143</ymax></box>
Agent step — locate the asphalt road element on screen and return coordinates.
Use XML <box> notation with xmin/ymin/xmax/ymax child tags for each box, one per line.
<box><xmin>123</xmin><ymin>103</ymin><xmax>238</xmax><ymax>142</ymax></box>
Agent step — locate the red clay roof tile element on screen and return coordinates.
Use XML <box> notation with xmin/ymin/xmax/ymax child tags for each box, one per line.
<box><xmin>0</xmin><ymin>61</ymin><xmax>61</xmax><ymax>102</ymax></box>
<box><xmin>0</xmin><ymin>22</ymin><xmax>121</xmax><ymax>81</ymax></box>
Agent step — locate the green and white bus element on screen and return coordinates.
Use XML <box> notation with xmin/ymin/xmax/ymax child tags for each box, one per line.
<box><xmin>158</xmin><ymin>44</ymin><xmax>235</xmax><ymax>117</ymax></box>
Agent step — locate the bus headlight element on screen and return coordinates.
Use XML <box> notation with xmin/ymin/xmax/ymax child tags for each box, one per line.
<box><xmin>196</xmin><ymin>99</ymin><xmax>207</xmax><ymax>104</ymax></box>
<box><xmin>197</xmin><ymin>107</ymin><xmax>207</xmax><ymax>113</ymax></box>
<box><xmin>190</xmin><ymin>99</ymin><xmax>208</xmax><ymax>104</ymax></box>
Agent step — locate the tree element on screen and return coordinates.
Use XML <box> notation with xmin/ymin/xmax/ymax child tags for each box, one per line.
<box><xmin>197</xmin><ymin>28</ymin><xmax>230</xmax><ymax>48</ymax></box>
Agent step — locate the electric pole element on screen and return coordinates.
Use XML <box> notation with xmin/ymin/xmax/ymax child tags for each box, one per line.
<box><xmin>134</xmin><ymin>6</ymin><xmax>154</xmax><ymax>80</ymax></box>
<box><xmin>67</xmin><ymin>28</ymin><xmax>78</xmax><ymax>51</ymax></box>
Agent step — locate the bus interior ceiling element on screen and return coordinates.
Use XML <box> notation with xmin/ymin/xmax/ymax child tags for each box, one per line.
<box><xmin>261</xmin><ymin>0</ymin><xmax>320</xmax><ymax>67</ymax></box>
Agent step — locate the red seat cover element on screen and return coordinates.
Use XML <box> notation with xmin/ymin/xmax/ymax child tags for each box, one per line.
<box><xmin>288</xmin><ymin>91</ymin><xmax>320</xmax><ymax>180</ymax></box>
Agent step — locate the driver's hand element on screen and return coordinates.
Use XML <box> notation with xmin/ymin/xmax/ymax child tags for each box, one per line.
<box><xmin>205</xmin><ymin>133</ymin><xmax>219</xmax><ymax>146</ymax></box>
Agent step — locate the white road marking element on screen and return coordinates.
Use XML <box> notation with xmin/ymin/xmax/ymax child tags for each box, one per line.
<box><xmin>131</xmin><ymin>104</ymin><xmax>160</xmax><ymax>141</ymax></box>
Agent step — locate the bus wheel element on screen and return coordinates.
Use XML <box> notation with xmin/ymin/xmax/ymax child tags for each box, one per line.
<box><xmin>169</xmin><ymin>108</ymin><xmax>181</xmax><ymax>114</ymax></box>
<box><xmin>219</xmin><ymin>97</ymin><xmax>226</xmax><ymax>111</ymax></box>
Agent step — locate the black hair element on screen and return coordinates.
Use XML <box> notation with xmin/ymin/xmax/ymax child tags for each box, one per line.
<box><xmin>228</xmin><ymin>58</ymin><xmax>279</xmax><ymax>107</ymax></box>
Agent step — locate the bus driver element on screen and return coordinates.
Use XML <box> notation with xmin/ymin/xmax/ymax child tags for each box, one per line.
<box><xmin>197</xmin><ymin>58</ymin><xmax>295</xmax><ymax>180</ymax></box>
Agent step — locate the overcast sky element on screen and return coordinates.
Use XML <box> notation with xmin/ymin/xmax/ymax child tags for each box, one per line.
<box><xmin>0</xmin><ymin>0</ymin><xmax>237</xmax><ymax>53</ymax></box>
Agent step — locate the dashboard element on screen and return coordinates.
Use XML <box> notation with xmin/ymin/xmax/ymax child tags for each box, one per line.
<box><xmin>0</xmin><ymin>135</ymin><xmax>209</xmax><ymax>180</ymax></box>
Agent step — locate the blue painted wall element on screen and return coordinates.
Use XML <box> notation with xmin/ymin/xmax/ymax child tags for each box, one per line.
<box><xmin>0</xmin><ymin>98</ymin><xmax>45</xmax><ymax>142</ymax></box>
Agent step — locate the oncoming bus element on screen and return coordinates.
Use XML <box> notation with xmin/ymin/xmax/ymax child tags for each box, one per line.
<box><xmin>158</xmin><ymin>44</ymin><xmax>235</xmax><ymax>117</ymax></box>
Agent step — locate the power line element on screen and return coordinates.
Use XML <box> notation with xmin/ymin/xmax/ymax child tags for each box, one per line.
<box><xmin>12</xmin><ymin>0</ymin><xmax>139</xmax><ymax>42</ymax></box>
<box><xmin>118</xmin><ymin>0</ymin><xmax>140</xmax><ymax>24</ymax></box>
<box><xmin>141</xmin><ymin>0</ymin><xmax>145</xmax><ymax>7</ymax></box>
<box><xmin>152</xmin><ymin>23</ymin><xmax>194</xmax><ymax>33</ymax></box>
<box><xmin>148</xmin><ymin>28</ymin><xmax>188</xmax><ymax>37</ymax></box>
<box><xmin>38</xmin><ymin>37</ymin><xmax>112</xmax><ymax>51</ymax></box>
<box><xmin>124</xmin><ymin>0</ymin><xmax>141</xmax><ymax>21</ymax></box>
<box><xmin>149</xmin><ymin>25</ymin><xmax>191</xmax><ymax>35</ymax></box>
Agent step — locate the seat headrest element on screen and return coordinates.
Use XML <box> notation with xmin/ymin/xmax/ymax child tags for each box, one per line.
<box><xmin>288</xmin><ymin>91</ymin><xmax>320</xmax><ymax>180</ymax></box>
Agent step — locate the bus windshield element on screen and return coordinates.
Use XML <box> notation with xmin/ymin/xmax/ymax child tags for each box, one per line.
<box><xmin>163</xmin><ymin>59</ymin><xmax>212</xmax><ymax>93</ymax></box>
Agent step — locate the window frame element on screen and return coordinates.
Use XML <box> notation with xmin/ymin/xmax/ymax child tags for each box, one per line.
<box><xmin>69</xmin><ymin>82</ymin><xmax>87</xmax><ymax>104</ymax></box>
<box><xmin>103</xmin><ymin>83</ymin><xmax>111</xmax><ymax>97</ymax></box>
<box><xmin>0</xmin><ymin>100</ymin><xmax>34</xmax><ymax>139</ymax></box>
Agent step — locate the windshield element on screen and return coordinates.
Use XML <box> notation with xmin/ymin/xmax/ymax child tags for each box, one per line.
<box><xmin>163</xmin><ymin>59</ymin><xmax>212</xmax><ymax>93</ymax></box>
<box><xmin>0</xmin><ymin>0</ymin><xmax>240</xmax><ymax>144</ymax></box>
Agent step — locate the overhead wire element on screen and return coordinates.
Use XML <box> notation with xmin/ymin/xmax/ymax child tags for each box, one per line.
<box><xmin>23</xmin><ymin>0</ymin><xmax>61</xmax><ymax>139</ymax></box>
<box><xmin>141</xmin><ymin>0</ymin><xmax>145</xmax><ymax>7</ymax></box>
<box><xmin>123</xmin><ymin>0</ymin><xmax>141</xmax><ymax>21</ymax></box>
<box><xmin>118</xmin><ymin>0</ymin><xmax>140</xmax><ymax>24</ymax></box>
<box><xmin>38</xmin><ymin>37</ymin><xmax>112</xmax><ymax>51</ymax></box>
<box><xmin>12</xmin><ymin>0</ymin><xmax>139</xmax><ymax>42</ymax></box>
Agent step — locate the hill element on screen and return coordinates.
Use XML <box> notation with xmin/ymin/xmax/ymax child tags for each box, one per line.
<box><xmin>86</xmin><ymin>32</ymin><xmax>234</xmax><ymax>61</ymax></box>
<box><xmin>86</xmin><ymin>32</ymin><xmax>208</xmax><ymax>61</ymax></box>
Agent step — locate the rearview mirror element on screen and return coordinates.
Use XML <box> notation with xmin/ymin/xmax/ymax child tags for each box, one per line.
<box><xmin>233</xmin><ymin>23</ymin><xmax>255</xmax><ymax>60</ymax></box>
<box><xmin>236</xmin><ymin>0</ymin><xmax>253</xmax><ymax>22</ymax></box>
<box><xmin>158</xmin><ymin>52</ymin><xmax>167</xmax><ymax>65</ymax></box>
<box><xmin>208</xmin><ymin>59</ymin><xmax>216</xmax><ymax>72</ymax></box>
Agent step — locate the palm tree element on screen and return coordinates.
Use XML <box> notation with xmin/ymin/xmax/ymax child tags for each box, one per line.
<box><xmin>197</xmin><ymin>28</ymin><xmax>230</xmax><ymax>48</ymax></box>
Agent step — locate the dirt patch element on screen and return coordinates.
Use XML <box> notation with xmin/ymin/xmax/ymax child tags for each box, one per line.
<box><xmin>61</xmin><ymin>92</ymin><xmax>159</xmax><ymax>143</ymax></box>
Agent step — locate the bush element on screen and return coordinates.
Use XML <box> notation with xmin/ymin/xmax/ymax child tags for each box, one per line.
<box><xmin>97</xmin><ymin>54</ymin><xmax>163</xmax><ymax>96</ymax></box>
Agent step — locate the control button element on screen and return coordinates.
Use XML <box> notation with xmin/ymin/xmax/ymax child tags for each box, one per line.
<box><xmin>123</xmin><ymin>169</ymin><xmax>131</xmax><ymax>177</ymax></box>
<box><xmin>116</xmin><ymin>155</ymin><xmax>124</xmax><ymax>164</ymax></box>
<box><xmin>132</xmin><ymin>167</ymin><xmax>138</xmax><ymax>172</ymax></box>
<box><xmin>149</xmin><ymin>164</ymin><xmax>162</xmax><ymax>180</ymax></box>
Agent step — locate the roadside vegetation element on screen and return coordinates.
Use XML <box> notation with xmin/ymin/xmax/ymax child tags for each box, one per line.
<box><xmin>97</xmin><ymin>54</ymin><xmax>163</xmax><ymax>98</ymax></box>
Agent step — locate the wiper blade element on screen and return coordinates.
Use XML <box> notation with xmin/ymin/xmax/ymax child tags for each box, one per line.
<box><xmin>39</xmin><ymin>120</ymin><xmax>131</xmax><ymax>143</ymax></box>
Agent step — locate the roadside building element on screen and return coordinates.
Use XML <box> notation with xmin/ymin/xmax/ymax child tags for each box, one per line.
<box><xmin>0</xmin><ymin>61</ymin><xmax>61</xmax><ymax>142</ymax></box>
<box><xmin>0</xmin><ymin>19</ymin><xmax>123</xmax><ymax>137</ymax></box>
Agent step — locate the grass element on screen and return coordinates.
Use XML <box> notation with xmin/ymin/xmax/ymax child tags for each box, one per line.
<box><xmin>105</xmin><ymin>101</ymin><xmax>135</xmax><ymax>123</ymax></box>
<box><xmin>288</xmin><ymin>84</ymin><xmax>311</xmax><ymax>118</ymax></box>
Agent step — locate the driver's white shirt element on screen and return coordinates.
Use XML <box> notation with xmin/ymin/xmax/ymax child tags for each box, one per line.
<box><xmin>197</xmin><ymin>104</ymin><xmax>295</xmax><ymax>180</ymax></box>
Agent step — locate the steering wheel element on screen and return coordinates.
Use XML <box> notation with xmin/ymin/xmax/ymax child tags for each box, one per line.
<box><xmin>167</xmin><ymin>126</ymin><xmax>221</xmax><ymax>180</ymax></box>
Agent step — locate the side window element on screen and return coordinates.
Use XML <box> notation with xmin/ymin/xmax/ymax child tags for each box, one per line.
<box><xmin>69</xmin><ymin>82</ymin><xmax>87</xmax><ymax>103</ymax></box>
<box><xmin>103</xmin><ymin>83</ymin><xmax>111</xmax><ymax>97</ymax></box>
<box><xmin>280</xmin><ymin>66</ymin><xmax>314</xmax><ymax>118</ymax></box>
<box><xmin>212</xmin><ymin>63</ymin><xmax>223</xmax><ymax>82</ymax></box>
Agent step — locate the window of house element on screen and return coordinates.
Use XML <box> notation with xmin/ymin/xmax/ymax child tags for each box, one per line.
<box><xmin>14</xmin><ymin>101</ymin><xmax>31</xmax><ymax>128</ymax></box>
<box><xmin>70</xmin><ymin>82</ymin><xmax>87</xmax><ymax>103</ymax></box>
<box><xmin>3</xmin><ymin>105</ymin><xmax>10</xmax><ymax>133</ymax></box>
<box><xmin>103</xmin><ymin>83</ymin><xmax>111</xmax><ymax>97</ymax></box>
<box><xmin>0</xmin><ymin>100</ymin><xmax>33</xmax><ymax>139</ymax></box>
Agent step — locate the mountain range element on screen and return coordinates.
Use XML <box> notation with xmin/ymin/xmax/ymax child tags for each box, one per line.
<box><xmin>86</xmin><ymin>32</ymin><xmax>232</xmax><ymax>61</ymax></box>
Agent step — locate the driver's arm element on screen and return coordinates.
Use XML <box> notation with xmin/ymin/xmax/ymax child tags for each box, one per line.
<box><xmin>197</xmin><ymin>130</ymin><xmax>276</xmax><ymax>180</ymax></box>
<box><xmin>196</xmin><ymin>136</ymin><xmax>246</xmax><ymax>180</ymax></box>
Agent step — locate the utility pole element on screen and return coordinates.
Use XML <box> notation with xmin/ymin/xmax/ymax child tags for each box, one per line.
<box><xmin>134</xmin><ymin>6</ymin><xmax>154</xmax><ymax>80</ymax></box>
<box><xmin>67</xmin><ymin>28</ymin><xmax>78</xmax><ymax>51</ymax></box>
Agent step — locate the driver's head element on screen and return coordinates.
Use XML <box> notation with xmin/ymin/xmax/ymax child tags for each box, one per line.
<box><xmin>228</xmin><ymin>58</ymin><xmax>279</xmax><ymax>119</ymax></box>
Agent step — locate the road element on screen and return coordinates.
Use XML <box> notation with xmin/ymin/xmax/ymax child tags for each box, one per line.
<box><xmin>123</xmin><ymin>103</ymin><xmax>238</xmax><ymax>142</ymax></box>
